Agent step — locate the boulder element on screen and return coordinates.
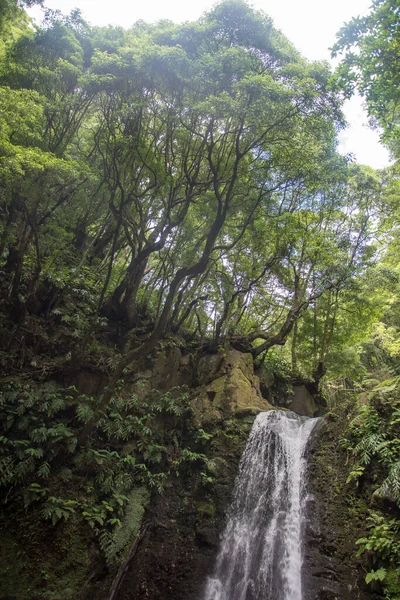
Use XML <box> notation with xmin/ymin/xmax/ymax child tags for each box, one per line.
<box><xmin>288</xmin><ymin>385</ymin><xmax>320</xmax><ymax>417</ymax></box>
<box><xmin>192</xmin><ymin>349</ymin><xmax>272</xmax><ymax>425</ymax></box>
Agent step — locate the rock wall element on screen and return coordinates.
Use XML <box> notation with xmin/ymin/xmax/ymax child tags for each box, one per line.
<box><xmin>112</xmin><ymin>349</ymin><xmax>334</xmax><ymax>600</ymax></box>
<box><xmin>114</xmin><ymin>348</ymin><xmax>272</xmax><ymax>600</ymax></box>
<box><xmin>1</xmin><ymin>345</ymin><xmax>363</xmax><ymax>600</ymax></box>
<box><xmin>0</xmin><ymin>347</ymin><xmax>273</xmax><ymax>600</ymax></box>
<box><xmin>303</xmin><ymin>414</ymin><xmax>380</xmax><ymax>600</ymax></box>
<box><xmin>115</xmin><ymin>414</ymin><xmax>256</xmax><ymax>600</ymax></box>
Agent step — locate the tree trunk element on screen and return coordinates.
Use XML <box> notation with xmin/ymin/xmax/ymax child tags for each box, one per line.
<box><xmin>291</xmin><ymin>319</ymin><xmax>298</xmax><ymax>371</ymax></box>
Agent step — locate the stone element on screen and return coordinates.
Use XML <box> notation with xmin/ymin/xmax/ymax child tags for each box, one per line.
<box><xmin>192</xmin><ymin>349</ymin><xmax>272</xmax><ymax>426</ymax></box>
<box><xmin>288</xmin><ymin>385</ymin><xmax>320</xmax><ymax>417</ymax></box>
<box><xmin>303</xmin><ymin>417</ymin><xmax>374</xmax><ymax>600</ymax></box>
<box><xmin>255</xmin><ymin>365</ymin><xmax>275</xmax><ymax>394</ymax></box>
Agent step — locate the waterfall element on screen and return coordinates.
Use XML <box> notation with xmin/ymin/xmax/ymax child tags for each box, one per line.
<box><xmin>203</xmin><ymin>410</ymin><xmax>319</xmax><ymax>600</ymax></box>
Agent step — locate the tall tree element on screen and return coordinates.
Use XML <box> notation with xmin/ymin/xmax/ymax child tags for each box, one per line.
<box><xmin>0</xmin><ymin>0</ymin><xmax>380</xmax><ymax>439</ymax></box>
<box><xmin>332</xmin><ymin>0</ymin><xmax>400</xmax><ymax>156</ymax></box>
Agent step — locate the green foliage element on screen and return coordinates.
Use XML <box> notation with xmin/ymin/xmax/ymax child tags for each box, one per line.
<box><xmin>81</xmin><ymin>493</ymin><xmax>128</xmax><ymax>528</ymax></box>
<box><xmin>365</xmin><ymin>568</ymin><xmax>387</xmax><ymax>585</ymax></box>
<box><xmin>333</xmin><ymin>0</ymin><xmax>400</xmax><ymax>156</ymax></box>
<box><xmin>357</xmin><ymin>513</ymin><xmax>400</xmax><ymax>561</ymax></box>
<box><xmin>152</xmin><ymin>386</ymin><xmax>192</xmax><ymax>417</ymax></box>
<box><xmin>0</xmin><ymin>377</ymin><xmax>207</xmax><ymax>566</ymax></box>
<box><xmin>195</xmin><ymin>428</ymin><xmax>213</xmax><ymax>443</ymax></box>
<box><xmin>42</xmin><ymin>496</ymin><xmax>79</xmax><ymax>526</ymax></box>
<box><xmin>0</xmin><ymin>381</ymin><xmax>76</xmax><ymax>488</ymax></box>
<box><xmin>356</xmin><ymin>512</ymin><xmax>400</xmax><ymax>595</ymax></box>
<box><xmin>0</xmin><ymin>0</ymin><xmax>378</xmax><ymax>384</ymax></box>
<box><xmin>200</xmin><ymin>471</ymin><xmax>215</xmax><ymax>486</ymax></box>
<box><xmin>261</xmin><ymin>349</ymin><xmax>292</xmax><ymax>380</ymax></box>
<box><xmin>343</xmin><ymin>377</ymin><xmax>400</xmax><ymax>502</ymax></box>
<box><xmin>346</xmin><ymin>464</ymin><xmax>365</xmax><ymax>486</ymax></box>
<box><xmin>344</xmin><ymin>377</ymin><xmax>400</xmax><ymax>598</ymax></box>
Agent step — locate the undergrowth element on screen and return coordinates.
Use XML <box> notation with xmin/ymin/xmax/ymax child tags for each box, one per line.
<box><xmin>341</xmin><ymin>376</ymin><xmax>400</xmax><ymax>598</ymax></box>
<box><xmin>0</xmin><ymin>379</ymin><xmax>213</xmax><ymax>565</ymax></box>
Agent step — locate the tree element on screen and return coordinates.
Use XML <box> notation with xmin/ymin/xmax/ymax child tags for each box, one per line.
<box><xmin>72</xmin><ymin>0</ymin><xmax>354</xmax><ymax>439</ymax></box>
<box><xmin>0</xmin><ymin>0</ymin><xmax>42</xmax><ymax>33</ymax></box>
<box><xmin>0</xmin><ymin>0</ymin><xmax>379</xmax><ymax>441</ymax></box>
<box><xmin>332</xmin><ymin>0</ymin><xmax>400</xmax><ymax>157</ymax></box>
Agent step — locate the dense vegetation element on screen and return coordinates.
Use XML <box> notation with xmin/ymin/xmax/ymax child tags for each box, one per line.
<box><xmin>0</xmin><ymin>0</ymin><xmax>388</xmax><ymax>381</ymax></box>
<box><xmin>0</xmin><ymin>0</ymin><xmax>400</xmax><ymax>598</ymax></box>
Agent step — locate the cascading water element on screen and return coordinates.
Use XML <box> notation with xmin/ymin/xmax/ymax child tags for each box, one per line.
<box><xmin>203</xmin><ymin>410</ymin><xmax>319</xmax><ymax>600</ymax></box>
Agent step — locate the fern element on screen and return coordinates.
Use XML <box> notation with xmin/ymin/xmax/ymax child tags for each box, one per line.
<box><xmin>76</xmin><ymin>403</ymin><xmax>94</xmax><ymax>423</ymax></box>
<box><xmin>42</xmin><ymin>497</ymin><xmax>78</xmax><ymax>526</ymax></box>
<box><xmin>378</xmin><ymin>462</ymin><xmax>400</xmax><ymax>504</ymax></box>
<box><xmin>365</xmin><ymin>568</ymin><xmax>387</xmax><ymax>584</ymax></box>
<box><xmin>346</xmin><ymin>465</ymin><xmax>365</xmax><ymax>485</ymax></box>
<box><xmin>354</xmin><ymin>433</ymin><xmax>386</xmax><ymax>465</ymax></box>
<box><xmin>98</xmin><ymin>529</ymin><xmax>116</xmax><ymax>566</ymax></box>
<box><xmin>345</xmin><ymin>377</ymin><xmax>400</xmax><ymax>597</ymax></box>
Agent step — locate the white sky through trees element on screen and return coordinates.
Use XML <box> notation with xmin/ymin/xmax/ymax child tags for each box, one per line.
<box><xmin>29</xmin><ymin>0</ymin><xmax>392</xmax><ymax>169</ymax></box>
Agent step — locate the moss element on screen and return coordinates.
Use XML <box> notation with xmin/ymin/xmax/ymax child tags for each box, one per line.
<box><xmin>209</xmin><ymin>417</ymin><xmax>253</xmax><ymax>460</ymax></box>
<box><xmin>207</xmin><ymin>377</ymin><xmax>226</xmax><ymax>411</ymax></box>
<box><xmin>197</xmin><ymin>501</ymin><xmax>216</xmax><ymax>518</ymax></box>
<box><xmin>384</xmin><ymin>569</ymin><xmax>400</xmax><ymax>600</ymax></box>
<box><xmin>0</xmin><ymin>514</ymin><xmax>99</xmax><ymax>600</ymax></box>
<box><xmin>206</xmin><ymin>456</ymin><xmax>228</xmax><ymax>479</ymax></box>
<box><xmin>111</xmin><ymin>487</ymin><xmax>150</xmax><ymax>562</ymax></box>
<box><xmin>0</xmin><ymin>531</ymin><xmax>32</xmax><ymax>599</ymax></box>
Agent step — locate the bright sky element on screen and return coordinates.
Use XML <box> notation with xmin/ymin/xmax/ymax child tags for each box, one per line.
<box><xmin>29</xmin><ymin>0</ymin><xmax>392</xmax><ymax>169</ymax></box>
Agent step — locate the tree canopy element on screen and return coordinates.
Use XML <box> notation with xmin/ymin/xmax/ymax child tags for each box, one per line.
<box><xmin>0</xmin><ymin>0</ymin><xmax>395</xmax><ymax>403</ymax></box>
<box><xmin>333</xmin><ymin>0</ymin><xmax>400</xmax><ymax>157</ymax></box>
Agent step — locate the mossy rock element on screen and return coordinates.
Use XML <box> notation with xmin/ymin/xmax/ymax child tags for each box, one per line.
<box><xmin>110</xmin><ymin>487</ymin><xmax>150</xmax><ymax>563</ymax></box>
<box><xmin>192</xmin><ymin>349</ymin><xmax>272</xmax><ymax>426</ymax></box>
<box><xmin>196</xmin><ymin>501</ymin><xmax>216</xmax><ymax>519</ymax></box>
<box><xmin>0</xmin><ymin>515</ymin><xmax>102</xmax><ymax>600</ymax></box>
<box><xmin>288</xmin><ymin>385</ymin><xmax>320</xmax><ymax>417</ymax></box>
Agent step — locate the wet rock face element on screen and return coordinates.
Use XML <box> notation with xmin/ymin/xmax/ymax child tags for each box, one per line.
<box><xmin>303</xmin><ymin>418</ymin><xmax>379</xmax><ymax>600</ymax></box>
<box><xmin>116</xmin><ymin>415</ymin><xmax>256</xmax><ymax>600</ymax></box>
<box><xmin>113</xmin><ymin>350</ymin><xmax>333</xmax><ymax>600</ymax></box>
<box><xmin>116</xmin><ymin>484</ymin><xmax>220</xmax><ymax>600</ymax></box>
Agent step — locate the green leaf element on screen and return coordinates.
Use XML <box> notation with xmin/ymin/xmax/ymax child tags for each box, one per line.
<box><xmin>365</xmin><ymin>568</ymin><xmax>386</xmax><ymax>584</ymax></box>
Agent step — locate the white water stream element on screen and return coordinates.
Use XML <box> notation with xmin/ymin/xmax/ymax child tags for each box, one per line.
<box><xmin>203</xmin><ymin>410</ymin><xmax>319</xmax><ymax>600</ymax></box>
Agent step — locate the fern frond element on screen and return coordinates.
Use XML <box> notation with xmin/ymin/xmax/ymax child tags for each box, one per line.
<box><xmin>378</xmin><ymin>461</ymin><xmax>400</xmax><ymax>505</ymax></box>
<box><xmin>354</xmin><ymin>433</ymin><xmax>386</xmax><ymax>465</ymax></box>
